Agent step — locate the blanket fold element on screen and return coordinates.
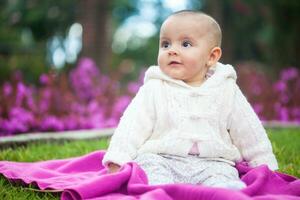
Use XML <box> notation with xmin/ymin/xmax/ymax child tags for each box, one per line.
<box><xmin>0</xmin><ymin>150</ymin><xmax>299</xmax><ymax>200</ymax></box>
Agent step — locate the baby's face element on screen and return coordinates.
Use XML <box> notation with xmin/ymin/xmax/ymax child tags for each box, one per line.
<box><xmin>157</xmin><ymin>15</ymin><xmax>214</xmax><ymax>86</ymax></box>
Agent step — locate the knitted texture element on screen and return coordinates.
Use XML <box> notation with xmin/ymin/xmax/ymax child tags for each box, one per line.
<box><xmin>103</xmin><ymin>62</ymin><xmax>278</xmax><ymax>170</ymax></box>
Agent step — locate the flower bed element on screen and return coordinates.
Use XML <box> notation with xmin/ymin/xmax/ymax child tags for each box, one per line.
<box><xmin>0</xmin><ymin>59</ymin><xmax>299</xmax><ymax>136</ymax></box>
<box><xmin>236</xmin><ymin>62</ymin><xmax>300</xmax><ymax>123</ymax></box>
<box><xmin>0</xmin><ymin>58</ymin><xmax>142</xmax><ymax>136</ymax></box>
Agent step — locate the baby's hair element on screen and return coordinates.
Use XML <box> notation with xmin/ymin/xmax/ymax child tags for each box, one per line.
<box><xmin>167</xmin><ymin>10</ymin><xmax>222</xmax><ymax>47</ymax></box>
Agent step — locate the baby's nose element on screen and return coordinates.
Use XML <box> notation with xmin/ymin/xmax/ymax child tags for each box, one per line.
<box><xmin>168</xmin><ymin>49</ymin><xmax>178</xmax><ymax>56</ymax></box>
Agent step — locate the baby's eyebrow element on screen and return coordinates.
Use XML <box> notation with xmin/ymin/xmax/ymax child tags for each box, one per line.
<box><xmin>159</xmin><ymin>36</ymin><xmax>169</xmax><ymax>41</ymax></box>
<box><xmin>180</xmin><ymin>36</ymin><xmax>196</xmax><ymax>42</ymax></box>
<box><xmin>181</xmin><ymin>36</ymin><xmax>191</xmax><ymax>40</ymax></box>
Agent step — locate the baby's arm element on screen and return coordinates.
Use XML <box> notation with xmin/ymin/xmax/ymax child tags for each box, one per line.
<box><xmin>227</xmin><ymin>84</ymin><xmax>278</xmax><ymax>170</ymax></box>
<box><xmin>102</xmin><ymin>81</ymin><xmax>156</xmax><ymax>171</ymax></box>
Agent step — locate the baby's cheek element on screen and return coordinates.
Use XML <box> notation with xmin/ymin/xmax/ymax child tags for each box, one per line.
<box><xmin>157</xmin><ymin>52</ymin><xmax>165</xmax><ymax>65</ymax></box>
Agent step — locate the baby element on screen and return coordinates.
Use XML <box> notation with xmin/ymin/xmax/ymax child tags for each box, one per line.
<box><xmin>102</xmin><ymin>10</ymin><xmax>278</xmax><ymax>189</ymax></box>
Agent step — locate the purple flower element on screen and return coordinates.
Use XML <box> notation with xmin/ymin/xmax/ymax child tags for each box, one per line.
<box><xmin>26</xmin><ymin>89</ymin><xmax>36</xmax><ymax>110</ymax></box>
<box><xmin>87</xmin><ymin>100</ymin><xmax>98</xmax><ymax>112</ymax></box>
<box><xmin>9</xmin><ymin>62</ymin><xmax>297</xmax><ymax>134</ymax></box>
<box><xmin>62</xmin><ymin>115</ymin><xmax>79</xmax><ymax>130</ymax></box>
<box><xmin>280</xmin><ymin>67</ymin><xmax>299</xmax><ymax>81</ymax></box>
<box><xmin>39</xmin><ymin>74</ymin><xmax>49</xmax><ymax>85</ymax></box>
<box><xmin>253</xmin><ymin>103</ymin><xmax>263</xmax><ymax>115</ymax></box>
<box><xmin>291</xmin><ymin>107</ymin><xmax>300</xmax><ymax>118</ymax></box>
<box><xmin>273</xmin><ymin>81</ymin><xmax>286</xmax><ymax>92</ymax></box>
<box><xmin>127</xmin><ymin>82</ymin><xmax>141</xmax><ymax>94</ymax></box>
<box><xmin>251</xmin><ymin>84</ymin><xmax>262</xmax><ymax>95</ymax></box>
<box><xmin>279</xmin><ymin>107</ymin><xmax>289</xmax><ymax>121</ymax></box>
<box><xmin>112</xmin><ymin>95</ymin><xmax>131</xmax><ymax>118</ymax></box>
<box><xmin>77</xmin><ymin>116</ymin><xmax>93</xmax><ymax>129</ymax></box>
<box><xmin>3</xmin><ymin>82</ymin><xmax>12</xmax><ymax>96</ymax></box>
<box><xmin>9</xmin><ymin>107</ymin><xmax>34</xmax><ymax>123</ymax></box>
<box><xmin>39</xmin><ymin>100</ymin><xmax>50</xmax><ymax>113</ymax></box>
<box><xmin>40</xmin><ymin>116</ymin><xmax>64</xmax><ymax>131</ymax></box>
<box><xmin>38</xmin><ymin>89</ymin><xmax>52</xmax><ymax>112</ymax></box>
<box><xmin>70</xmin><ymin>102</ymin><xmax>85</xmax><ymax>114</ymax></box>
<box><xmin>279</xmin><ymin>94</ymin><xmax>289</xmax><ymax>104</ymax></box>
<box><xmin>1</xmin><ymin>119</ymin><xmax>28</xmax><ymax>135</ymax></box>
<box><xmin>70</xmin><ymin>57</ymin><xmax>101</xmax><ymax>101</ymax></box>
<box><xmin>15</xmin><ymin>82</ymin><xmax>27</xmax><ymax>106</ymax></box>
<box><xmin>100</xmin><ymin>75</ymin><xmax>110</xmax><ymax>87</ymax></box>
<box><xmin>1</xmin><ymin>107</ymin><xmax>34</xmax><ymax>134</ymax></box>
<box><xmin>89</xmin><ymin>113</ymin><xmax>105</xmax><ymax>128</ymax></box>
<box><xmin>103</xmin><ymin>117</ymin><xmax>118</xmax><ymax>128</ymax></box>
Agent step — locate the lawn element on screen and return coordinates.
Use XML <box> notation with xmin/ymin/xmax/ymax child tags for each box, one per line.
<box><xmin>0</xmin><ymin>128</ymin><xmax>299</xmax><ymax>200</ymax></box>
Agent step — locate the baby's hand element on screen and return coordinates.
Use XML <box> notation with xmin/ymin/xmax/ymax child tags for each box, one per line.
<box><xmin>107</xmin><ymin>162</ymin><xmax>121</xmax><ymax>173</ymax></box>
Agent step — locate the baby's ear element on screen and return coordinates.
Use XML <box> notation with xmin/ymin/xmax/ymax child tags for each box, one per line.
<box><xmin>207</xmin><ymin>47</ymin><xmax>222</xmax><ymax>67</ymax></box>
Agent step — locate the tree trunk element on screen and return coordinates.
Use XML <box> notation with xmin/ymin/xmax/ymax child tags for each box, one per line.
<box><xmin>204</xmin><ymin>0</ymin><xmax>234</xmax><ymax>64</ymax></box>
<box><xmin>77</xmin><ymin>0</ymin><xmax>112</xmax><ymax>69</ymax></box>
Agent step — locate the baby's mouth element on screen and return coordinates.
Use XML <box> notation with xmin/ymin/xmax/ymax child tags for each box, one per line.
<box><xmin>169</xmin><ymin>61</ymin><xmax>181</xmax><ymax>65</ymax></box>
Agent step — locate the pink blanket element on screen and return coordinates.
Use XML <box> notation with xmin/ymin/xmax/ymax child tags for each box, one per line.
<box><xmin>0</xmin><ymin>150</ymin><xmax>299</xmax><ymax>200</ymax></box>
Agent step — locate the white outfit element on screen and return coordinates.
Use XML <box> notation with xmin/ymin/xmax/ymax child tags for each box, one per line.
<box><xmin>103</xmin><ymin>62</ymin><xmax>278</xmax><ymax>174</ymax></box>
<box><xmin>134</xmin><ymin>153</ymin><xmax>246</xmax><ymax>189</ymax></box>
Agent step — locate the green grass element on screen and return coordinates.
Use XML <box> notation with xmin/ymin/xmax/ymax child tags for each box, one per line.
<box><xmin>0</xmin><ymin>138</ymin><xmax>109</xmax><ymax>200</ymax></box>
<box><xmin>0</xmin><ymin>128</ymin><xmax>299</xmax><ymax>199</ymax></box>
<box><xmin>268</xmin><ymin>128</ymin><xmax>300</xmax><ymax>177</ymax></box>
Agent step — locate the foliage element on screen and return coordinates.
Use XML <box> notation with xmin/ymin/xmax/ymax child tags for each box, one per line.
<box><xmin>0</xmin><ymin>0</ymin><xmax>77</xmax><ymax>83</ymax></box>
<box><xmin>1</xmin><ymin>0</ymin><xmax>299</xmax><ymax>85</ymax></box>
<box><xmin>112</xmin><ymin>0</ymin><xmax>300</xmax><ymax>78</ymax></box>
<box><xmin>215</xmin><ymin>0</ymin><xmax>300</xmax><ymax>70</ymax></box>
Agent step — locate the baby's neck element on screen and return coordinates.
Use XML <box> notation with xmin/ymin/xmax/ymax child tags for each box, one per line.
<box><xmin>184</xmin><ymin>78</ymin><xmax>206</xmax><ymax>87</ymax></box>
<box><xmin>184</xmin><ymin>68</ymin><xmax>215</xmax><ymax>87</ymax></box>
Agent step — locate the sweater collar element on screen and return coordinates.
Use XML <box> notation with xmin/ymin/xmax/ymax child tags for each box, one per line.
<box><xmin>144</xmin><ymin>62</ymin><xmax>237</xmax><ymax>90</ymax></box>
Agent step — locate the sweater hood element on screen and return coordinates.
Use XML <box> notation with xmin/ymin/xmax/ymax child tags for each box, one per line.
<box><xmin>144</xmin><ymin>62</ymin><xmax>237</xmax><ymax>89</ymax></box>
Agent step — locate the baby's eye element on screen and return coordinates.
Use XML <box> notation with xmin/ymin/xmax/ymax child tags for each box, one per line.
<box><xmin>182</xmin><ymin>41</ymin><xmax>192</xmax><ymax>48</ymax></box>
<box><xmin>161</xmin><ymin>41</ymin><xmax>170</xmax><ymax>49</ymax></box>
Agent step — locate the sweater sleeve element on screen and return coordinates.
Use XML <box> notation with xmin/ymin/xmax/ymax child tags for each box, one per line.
<box><xmin>227</xmin><ymin>84</ymin><xmax>278</xmax><ymax>170</ymax></box>
<box><xmin>102</xmin><ymin>82</ymin><xmax>156</xmax><ymax>167</ymax></box>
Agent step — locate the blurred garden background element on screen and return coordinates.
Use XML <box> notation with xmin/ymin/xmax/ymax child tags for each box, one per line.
<box><xmin>0</xmin><ymin>0</ymin><xmax>300</xmax><ymax>135</ymax></box>
<box><xmin>0</xmin><ymin>1</ymin><xmax>300</xmax><ymax>198</ymax></box>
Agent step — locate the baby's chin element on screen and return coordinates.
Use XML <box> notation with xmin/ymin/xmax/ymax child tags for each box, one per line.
<box><xmin>160</xmin><ymin>67</ymin><xmax>184</xmax><ymax>80</ymax></box>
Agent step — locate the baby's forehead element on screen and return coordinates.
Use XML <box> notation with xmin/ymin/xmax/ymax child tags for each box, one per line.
<box><xmin>161</xmin><ymin>13</ymin><xmax>221</xmax><ymax>46</ymax></box>
<box><xmin>160</xmin><ymin>15</ymin><xmax>210</xmax><ymax>36</ymax></box>
<box><xmin>163</xmin><ymin>14</ymin><xmax>212</xmax><ymax>32</ymax></box>
<box><xmin>169</xmin><ymin>13</ymin><xmax>211</xmax><ymax>25</ymax></box>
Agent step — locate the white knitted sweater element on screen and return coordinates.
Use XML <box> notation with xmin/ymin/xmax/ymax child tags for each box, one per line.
<box><xmin>103</xmin><ymin>62</ymin><xmax>278</xmax><ymax>170</ymax></box>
